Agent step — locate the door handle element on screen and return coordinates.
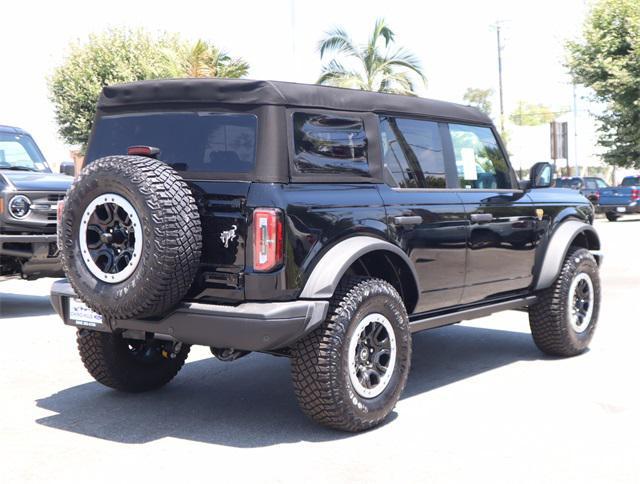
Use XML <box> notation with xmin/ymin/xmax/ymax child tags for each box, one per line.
<box><xmin>470</xmin><ymin>213</ymin><xmax>494</xmax><ymax>223</ymax></box>
<box><xmin>393</xmin><ymin>216</ymin><xmax>423</xmax><ymax>226</ymax></box>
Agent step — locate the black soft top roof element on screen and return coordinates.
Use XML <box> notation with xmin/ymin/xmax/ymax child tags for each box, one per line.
<box><xmin>99</xmin><ymin>78</ymin><xmax>491</xmax><ymax>125</ymax></box>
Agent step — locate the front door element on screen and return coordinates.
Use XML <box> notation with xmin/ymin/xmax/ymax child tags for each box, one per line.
<box><xmin>446</xmin><ymin>123</ymin><xmax>537</xmax><ymax>304</ymax></box>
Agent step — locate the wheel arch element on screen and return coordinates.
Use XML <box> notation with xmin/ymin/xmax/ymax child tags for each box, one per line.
<box><xmin>299</xmin><ymin>236</ymin><xmax>420</xmax><ymax>314</ymax></box>
<box><xmin>534</xmin><ymin>219</ymin><xmax>602</xmax><ymax>290</ymax></box>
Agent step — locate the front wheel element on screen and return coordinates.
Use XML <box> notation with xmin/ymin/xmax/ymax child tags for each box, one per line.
<box><xmin>529</xmin><ymin>247</ymin><xmax>600</xmax><ymax>357</ymax></box>
<box><xmin>291</xmin><ymin>277</ymin><xmax>412</xmax><ymax>432</ymax></box>
<box><xmin>77</xmin><ymin>330</ymin><xmax>190</xmax><ymax>392</ymax></box>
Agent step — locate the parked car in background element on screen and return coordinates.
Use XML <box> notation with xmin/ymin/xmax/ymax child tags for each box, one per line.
<box><xmin>0</xmin><ymin>124</ymin><xmax>73</xmax><ymax>280</ymax></box>
<box><xmin>554</xmin><ymin>176</ymin><xmax>609</xmax><ymax>204</ymax></box>
<box><xmin>597</xmin><ymin>175</ymin><xmax>640</xmax><ymax>221</ymax></box>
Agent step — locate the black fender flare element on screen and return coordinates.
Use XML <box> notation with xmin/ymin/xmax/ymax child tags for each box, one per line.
<box><xmin>299</xmin><ymin>236</ymin><xmax>420</xmax><ymax>303</ymax></box>
<box><xmin>534</xmin><ymin>220</ymin><xmax>602</xmax><ymax>290</ymax></box>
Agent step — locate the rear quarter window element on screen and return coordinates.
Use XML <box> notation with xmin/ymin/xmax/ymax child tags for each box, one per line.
<box><xmin>292</xmin><ymin>112</ymin><xmax>369</xmax><ymax>177</ymax></box>
<box><xmin>86</xmin><ymin>112</ymin><xmax>257</xmax><ymax>175</ymax></box>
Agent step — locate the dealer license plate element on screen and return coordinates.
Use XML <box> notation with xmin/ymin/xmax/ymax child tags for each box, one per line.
<box><xmin>616</xmin><ymin>207</ymin><xmax>627</xmax><ymax>213</ymax></box>
<box><xmin>69</xmin><ymin>299</ymin><xmax>103</xmax><ymax>327</ymax></box>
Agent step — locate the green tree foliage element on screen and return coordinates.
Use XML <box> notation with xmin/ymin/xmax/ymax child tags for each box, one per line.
<box><xmin>180</xmin><ymin>40</ymin><xmax>249</xmax><ymax>78</ymax></box>
<box><xmin>566</xmin><ymin>0</ymin><xmax>640</xmax><ymax>168</ymax></box>
<box><xmin>50</xmin><ymin>29</ymin><xmax>248</xmax><ymax>148</ymax></box>
<box><xmin>463</xmin><ymin>87</ymin><xmax>493</xmax><ymax>115</ymax></box>
<box><xmin>317</xmin><ymin>18</ymin><xmax>426</xmax><ymax>95</ymax></box>
<box><xmin>509</xmin><ymin>100</ymin><xmax>557</xmax><ymax>126</ymax></box>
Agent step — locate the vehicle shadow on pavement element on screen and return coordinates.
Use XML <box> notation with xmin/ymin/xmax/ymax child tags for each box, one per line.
<box><xmin>0</xmin><ymin>292</ymin><xmax>54</xmax><ymax>318</ymax></box>
<box><xmin>35</xmin><ymin>323</ymin><xmax>547</xmax><ymax>447</ymax></box>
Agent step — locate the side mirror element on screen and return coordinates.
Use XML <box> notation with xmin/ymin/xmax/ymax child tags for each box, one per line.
<box><xmin>60</xmin><ymin>161</ymin><xmax>75</xmax><ymax>177</ymax></box>
<box><xmin>529</xmin><ymin>162</ymin><xmax>554</xmax><ymax>189</ymax></box>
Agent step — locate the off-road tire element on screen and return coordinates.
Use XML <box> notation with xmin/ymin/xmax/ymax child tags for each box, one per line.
<box><xmin>77</xmin><ymin>329</ymin><xmax>190</xmax><ymax>392</ymax></box>
<box><xmin>529</xmin><ymin>247</ymin><xmax>600</xmax><ymax>357</ymax></box>
<box><xmin>605</xmin><ymin>212</ymin><xmax>619</xmax><ymax>222</ymax></box>
<box><xmin>291</xmin><ymin>277</ymin><xmax>412</xmax><ymax>432</ymax></box>
<box><xmin>59</xmin><ymin>155</ymin><xmax>202</xmax><ymax>319</ymax></box>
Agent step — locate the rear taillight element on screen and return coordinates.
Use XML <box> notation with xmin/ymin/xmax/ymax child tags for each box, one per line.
<box><xmin>253</xmin><ymin>208</ymin><xmax>283</xmax><ymax>272</ymax></box>
<box><xmin>631</xmin><ymin>188</ymin><xmax>640</xmax><ymax>202</ymax></box>
<box><xmin>57</xmin><ymin>200</ymin><xmax>65</xmax><ymax>225</ymax></box>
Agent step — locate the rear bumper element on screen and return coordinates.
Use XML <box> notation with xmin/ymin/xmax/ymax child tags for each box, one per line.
<box><xmin>50</xmin><ymin>280</ymin><xmax>330</xmax><ymax>352</ymax></box>
<box><xmin>598</xmin><ymin>202</ymin><xmax>640</xmax><ymax>214</ymax></box>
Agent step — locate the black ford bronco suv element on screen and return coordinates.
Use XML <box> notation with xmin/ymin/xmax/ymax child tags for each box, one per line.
<box><xmin>0</xmin><ymin>125</ymin><xmax>72</xmax><ymax>280</ymax></box>
<box><xmin>51</xmin><ymin>79</ymin><xmax>602</xmax><ymax>432</ymax></box>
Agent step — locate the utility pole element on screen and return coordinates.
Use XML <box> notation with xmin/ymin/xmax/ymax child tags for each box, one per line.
<box><xmin>573</xmin><ymin>84</ymin><xmax>580</xmax><ymax>176</ymax></box>
<box><xmin>496</xmin><ymin>22</ymin><xmax>505</xmax><ymax>135</ymax></box>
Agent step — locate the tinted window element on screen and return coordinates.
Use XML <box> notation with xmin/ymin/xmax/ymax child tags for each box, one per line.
<box><xmin>380</xmin><ymin>116</ymin><xmax>446</xmax><ymax>188</ymax></box>
<box><xmin>595</xmin><ymin>178</ymin><xmax>608</xmax><ymax>188</ymax></box>
<box><xmin>584</xmin><ymin>179</ymin><xmax>596</xmax><ymax>189</ymax></box>
<box><xmin>555</xmin><ymin>177</ymin><xmax>582</xmax><ymax>189</ymax></box>
<box><xmin>86</xmin><ymin>112</ymin><xmax>257</xmax><ymax>174</ymax></box>
<box><xmin>621</xmin><ymin>176</ymin><xmax>640</xmax><ymax>187</ymax></box>
<box><xmin>293</xmin><ymin>113</ymin><xmax>368</xmax><ymax>176</ymax></box>
<box><xmin>449</xmin><ymin>124</ymin><xmax>512</xmax><ymax>189</ymax></box>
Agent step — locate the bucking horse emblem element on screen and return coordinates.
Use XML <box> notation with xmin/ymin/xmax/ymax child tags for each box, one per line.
<box><xmin>220</xmin><ymin>225</ymin><xmax>238</xmax><ymax>248</ymax></box>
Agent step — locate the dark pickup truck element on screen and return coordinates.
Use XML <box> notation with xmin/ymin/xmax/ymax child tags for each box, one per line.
<box><xmin>0</xmin><ymin>125</ymin><xmax>73</xmax><ymax>280</ymax></box>
<box><xmin>598</xmin><ymin>175</ymin><xmax>640</xmax><ymax>221</ymax></box>
<box><xmin>51</xmin><ymin>79</ymin><xmax>602</xmax><ymax>431</ymax></box>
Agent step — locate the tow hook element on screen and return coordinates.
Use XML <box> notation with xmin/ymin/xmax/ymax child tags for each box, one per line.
<box><xmin>162</xmin><ymin>341</ymin><xmax>183</xmax><ymax>359</ymax></box>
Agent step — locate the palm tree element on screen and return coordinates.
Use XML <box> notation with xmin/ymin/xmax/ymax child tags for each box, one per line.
<box><xmin>317</xmin><ymin>19</ymin><xmax>426</xmax><ymax>95</ymax></box>
<box><xmin>182</xmin><ymin>40</ymin><xmax>249</xmax><ymax>78</ymax></box>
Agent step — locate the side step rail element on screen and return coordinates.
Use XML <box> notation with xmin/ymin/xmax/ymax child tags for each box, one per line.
<box><xmin>409</xmin><ymin>296</ymin><xmax>537</xmax><ymax>333</ymax></box>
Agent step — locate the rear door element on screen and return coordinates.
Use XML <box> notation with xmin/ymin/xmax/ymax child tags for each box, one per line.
<box><xmin>445</xmin><ymin>123</ymin><xmax>537</xmax><ymax>303</ymax></box>
<box><xmin>376</xmin><ymin>116</ymin><xmax>467</xmax><ymax>313</ymax></box>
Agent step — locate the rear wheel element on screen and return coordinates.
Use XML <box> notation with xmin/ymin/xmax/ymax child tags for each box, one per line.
<box><xmin>77</xmin><ymin>330</ymin><xmax>190</xmax><ymax>392</ymax></box>
<box><xmin>605</xmin><ymin>212</ymin><xmax>619</xmax><ymax>222</ymax></box>
<box><xmin>291</xmin><ymin>277</ymin><xmax>411</xmax><ymax>432</ymax></box>
<box><xmin>529</xmin><ymin>247</ymin><xmax>600</xmax><ymax>356</ymax></box>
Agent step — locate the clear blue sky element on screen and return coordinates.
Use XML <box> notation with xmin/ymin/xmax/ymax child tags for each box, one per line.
<box><xmin>1</xmin><ymin>0</ymin><xmax>591</xmax><ymax>164</ymax></box>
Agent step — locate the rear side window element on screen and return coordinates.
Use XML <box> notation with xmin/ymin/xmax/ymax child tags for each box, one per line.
<box><xmin>379</xmin><ymin>116</ymin><xmax>446</xmax><ymax>188</ymax></box>
<box><xmin>86</xmin><ymin>112</ymin><xmax>257</xmax><ymax>175</ymax></box>
<box><xmin>292</xmin><ymin>113</ymin><xmax>369</xmax><ymax>176</ymax></box>
<box><xmin>448</xmin><ymin>124</ymin><xmax>512</xmax><ymax>189</ymax></box>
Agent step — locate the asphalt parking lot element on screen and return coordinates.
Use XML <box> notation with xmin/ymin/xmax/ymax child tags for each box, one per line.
<box><xmin>1</xmin><ymin>217</ymin><xmax>639</xmax><ymax>483</ymax></box>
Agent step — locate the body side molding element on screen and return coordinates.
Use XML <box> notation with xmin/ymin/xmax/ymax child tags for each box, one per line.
<box><xmin>300</xmin><ymin>236</ymin><xmax>420</xmax><ymax>300</ymax></box>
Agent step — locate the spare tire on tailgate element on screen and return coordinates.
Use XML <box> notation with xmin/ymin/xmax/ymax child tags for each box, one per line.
<box><xmin>59</xmin><ymin>155</ymin><xmax>202</xmax><ymax>320</ymax></box>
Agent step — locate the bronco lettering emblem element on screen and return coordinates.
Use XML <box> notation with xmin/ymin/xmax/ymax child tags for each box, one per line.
<box><xmin>220</xmin><ymin>225</ymin><xmax>238</xmax><ymax>248</ymax></box>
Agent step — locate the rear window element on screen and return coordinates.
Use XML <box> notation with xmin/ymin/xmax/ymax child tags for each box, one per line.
<box><xmin>555</xmin><ymin>177</ymin><xmax>582</xmax><ymax>189</ymax></box>
<box><xmin>86</xmin><ymin>112</ymin><xmax>257</xmax><ymax>175</ymax></box>
<box><xmin>621</xmin><ymin>176</ymin><xmax>640</xmax><ymax>187</ymax></box>
<box><xmin>292</xmin><ymin>112</ymin><xmax>369</xmax><ymax>176</ymax></box>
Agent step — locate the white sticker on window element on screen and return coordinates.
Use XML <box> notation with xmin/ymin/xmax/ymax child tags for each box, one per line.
<box><xmin>461</xmin><ymin>148</ymin><xmax>477</xmax><ymax>181</ymax></box>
